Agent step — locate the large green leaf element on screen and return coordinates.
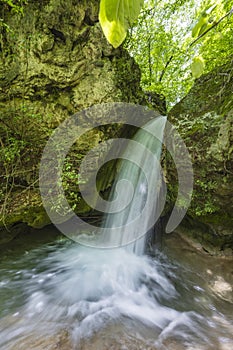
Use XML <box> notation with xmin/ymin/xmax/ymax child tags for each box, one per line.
<box><xmin>192</xmin><ymin>3</ymin><xmax>217</xmax><ymax>38</ymax></box>
<box><xmin>192</xmin><ymin>14</ymin><xmax>208</xmax><ymax>38</ymax></box>
<box><xmin>191</xmin><ymin>56</ymin><xmax>205</xmax><ymax>78</ymax></box>
<box><xmin>99</xmin><ymin>0</ymin><xmax>144</xmax><ymax>48</ymax></box>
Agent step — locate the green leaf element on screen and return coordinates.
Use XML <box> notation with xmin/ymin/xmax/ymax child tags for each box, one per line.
<box><xmin>99</xmin><ymin>0</ymin><xmax>144</xmax><ymax>48</ymax></box>
<box><xmin>205</xmin><ymin>3</ymin><xmax>217</xmax><ymax>15</ymax></box>
<box><xmin>192</xmin><ymin>3</ymin><xmax>218</xmax><ymax>37</ymax></box>
<box><xmin>191</xmin><ymin>56</ymin><xmax>205</xmax><ymax>78</ymax></box>
<box><xmin>198</xmin><ymin>22</ymin><xmax>208</xmax><ymax>36</ymax></box>
<box><xmin>192</xmin><ymin>16</ymin><xmax>208</xmax><ymax>38</ymax></box>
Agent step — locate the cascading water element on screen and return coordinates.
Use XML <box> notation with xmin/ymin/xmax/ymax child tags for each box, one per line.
<box><xmin>100</xmin><ymin>116</ymin><xmax>166</xmax><ymax>254</ymax></box>
<box><xmin>0</xmin><ymin>117</ymin><xmax>233</xmax><ymax>349</ymax></box>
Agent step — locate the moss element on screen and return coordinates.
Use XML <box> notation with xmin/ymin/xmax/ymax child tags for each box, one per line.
<box><xmin>0</xmin><ymin>190</ymin><xmax>50</xmax><ymax>228</ymax></box>
<box><xmin>113</xmin><ymin>52</ymin><xmax>144</xmax><ymax>104</ymax></box>
<box><xmin>75</xmin><ymin>197</ymin><xmax>92</xmax><ymax>214</ymax></box>
<box><xmin>22</xmin><ymin>207</ymin><xmax>51</xmax><ymax>229</ymax></box>
<box><xmin>167</xmin><ymin>59</ymin><xmax>233</xmax><ymax>250</ymax></box>
<box><xmin>0</xmin><ymin>0</ymin><xmax>146</xmax><ymax>241</ymax></box>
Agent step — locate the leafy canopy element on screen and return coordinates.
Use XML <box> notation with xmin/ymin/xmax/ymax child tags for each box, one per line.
<box><xmin>124</xmin><ymin>0</ymin><xmax>233</xmax><ymax>108</ymax></box>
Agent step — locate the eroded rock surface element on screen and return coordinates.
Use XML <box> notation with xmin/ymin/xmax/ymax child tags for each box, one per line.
<box><xmin>0</xmin><ymin>0</ymin><xmax>145</xmax><ymax>237</ymax></box>
<box><xmin>168</xmin><ymin>60</ymin><xmax>233</xmax><ymax>255</ymax></box>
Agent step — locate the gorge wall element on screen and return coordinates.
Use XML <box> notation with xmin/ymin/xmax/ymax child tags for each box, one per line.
<box><xmin>168</xmin><ymin>59</ymin><xmax>233</xmax><ymax>256</ymax></box>
<box><xmin>1</xmin><ymin>1</ymin><xmax>232</xmax><ymax>255</ymax></box>
<box><xmin>0</xmin><ymin>0</ymin><xmax>148</xmax><ymax>242</ymax></box>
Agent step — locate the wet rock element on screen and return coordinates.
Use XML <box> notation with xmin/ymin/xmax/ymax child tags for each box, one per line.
<box><xmin>0</xmin><ymin>223</ymin><xmax>30</xmax><ymax>244</ymax></box>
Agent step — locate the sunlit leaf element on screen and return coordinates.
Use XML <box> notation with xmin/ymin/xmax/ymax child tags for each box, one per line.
<box><xmin>99</xmin><ymin>0</ymin><xmax>144</xmax><ymax>48</ymax></box>
<box><xmin>205</xmin><ymin>3</ymin><xmax>217</xmax><ymax>15</ymax></box>
<box><xmin>198</xmin><ymin>22</ymin><xmax>209</xmax><ymax>36</ymax></box>
<box><xmin>192</xmin><ymin>15</ymin><xmax>208</xmax><ymax>37</ymax></box>
<box><xmin>191</xmin><ymin>56</ymin><xmax>205</xmax><ymax>78</ymax></box>
<box><xmin>191</xmin><ymin>3</ymin><xmax>218</xmax><ymax>38</ymax></box>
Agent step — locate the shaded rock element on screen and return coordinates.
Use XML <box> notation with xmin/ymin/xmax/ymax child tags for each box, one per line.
<box><xmin>0</xmin><ymin>222</ymin><xmax>29</xmax><ymax>245</ymax></box>
<box><xmin>0</xmin><ymin>0</ymin><xmax>147</xmax><ymax>240</ymax></box>
<box><xmin>167</xmin><ymin>60</ymin><xmax>233</xmax><ymax>254</ymax></box>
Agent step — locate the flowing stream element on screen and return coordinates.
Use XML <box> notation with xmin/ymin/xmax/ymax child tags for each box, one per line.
<box><xmin>0</xmin><ymin>118</ymin><xmax>232</xmax><ymax>349</ymax></box>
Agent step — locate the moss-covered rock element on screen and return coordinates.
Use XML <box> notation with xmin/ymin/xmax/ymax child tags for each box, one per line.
<box><xmin>167</xmin><ymin>60</ymin><xmax>233</xmax><ymax>255</ymax></box>
<box><xmin>0</xmin><ymin>0</ymin><xmax>145</xmax><ymax>241</ymax></box>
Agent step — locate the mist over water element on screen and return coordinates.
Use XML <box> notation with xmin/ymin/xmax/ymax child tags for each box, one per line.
<box><xmin>0</xmin><ymin>239</ymin><xmax>232</xmax><ymax>349</ymax></box>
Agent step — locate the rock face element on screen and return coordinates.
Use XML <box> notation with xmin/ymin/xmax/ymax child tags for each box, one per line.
<box><xmin>1</xmin><ymin>2</ymin><xmax>232</xmax><ymax>255</ymax></box>
<box><xmin>0</xmin><ymin>0</ymin><xmax>145</xmax><ymax>238</ymax></box>
<box><xmin>168</xmin><ymin>60</ymin><xmax>233</xmax><ymax>255</ymax></box>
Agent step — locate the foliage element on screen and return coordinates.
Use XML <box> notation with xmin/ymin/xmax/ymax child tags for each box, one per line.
<box><xmin>191</xmin><ymin>3</ymin><xmax>217</xmax><ymax>38</ymax></box>
<box><xmin>0</xmin><ymin>104</ymin><xmax>88</xmax><ymax>220</ymax></box>
<box><xmin>0</xmin><ymin>0</ymin><xmax>26</xmax><ymax>14</ymax></box>
<box><xmin>191</xmin><ymin>179</ymin><xmax>219</xmax><ymax>217</ymax></box>
<box><xmin>62</xmin><ymin>154</ymin><xmax>85</xmax><ymax>212</ymax></box>
<box><xmin>0</xmin><ymin>105</ymin><xmax>50</xmax><ymax>217</ymax></box>
<box><xmin>125</xmin><ymin>0</ymin><xmax>233</xmax><ymax>109</ymax></box>
<box><xmin>191</xmin><ymin>56</ymin><xmax>205</xmax><ymax>79</ymax></box>
<box><xmin>99</xmin><ymin>0</ymin><xmax>144</xmax><ymax>48</ymax></box>
<box><xmin>0</xmin><ymin>0</ymin><xmax>27</xmax><ymax>30</ymax></box>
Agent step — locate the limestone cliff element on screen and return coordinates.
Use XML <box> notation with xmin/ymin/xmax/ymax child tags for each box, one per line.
<box><xmin>0</xmin><ymin>0</ymin><xmax>145</xmax><ymax>240</ymax></box>
<box><xmin>168</xmin><ymin>60</ymin><xmax>233</xmax><ymax>256</ymax></box>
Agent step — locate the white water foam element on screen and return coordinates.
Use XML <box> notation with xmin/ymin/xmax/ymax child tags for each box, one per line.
<box><xmin>0</xmin><ymin>244</ymin><xmax>205</xmax><ymax>348</ymax></box>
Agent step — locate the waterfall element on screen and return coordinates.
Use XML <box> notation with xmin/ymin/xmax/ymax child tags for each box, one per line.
<box><xmin>1</xmin><ymin>114</ymin><xmax>232</xmax><ymax>350</ymax></box>
<box><xmin>101</xmin><ymin>116</ymin><xmax>167</xmax><ymax>255</ymax></box>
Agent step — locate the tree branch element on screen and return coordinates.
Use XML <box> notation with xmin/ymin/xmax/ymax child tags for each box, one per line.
<box><xmin>159</xmin><ymin>55</ymin><xmax>174</xmax><ymax>82</ymax></box>
<box><xmin>190</xmin><ymin>8</ymin><xmax>233</xmax><ymax>48</ymax></box>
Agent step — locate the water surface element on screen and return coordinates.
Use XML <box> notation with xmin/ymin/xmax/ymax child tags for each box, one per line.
<box><xmin>0</xmin><ymin>229</ymin><xmax>232</xmax><ymax>350</ymax></box>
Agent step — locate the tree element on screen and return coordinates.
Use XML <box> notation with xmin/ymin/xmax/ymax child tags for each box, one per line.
<box><xmin>124</xmin><ymin>0</ymin><xmax>233</xmax><ymax>109</ymax></box>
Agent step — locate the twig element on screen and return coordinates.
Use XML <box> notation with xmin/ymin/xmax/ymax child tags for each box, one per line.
<box><xmin>159</xmin><ymin>55</ymin><xmax>174</xmax><ymax>82</ymax></box>
<box><xmin>190</xmin><ymin>8</ymin><xmax>233</xmax><ymax>48</ymax></box>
